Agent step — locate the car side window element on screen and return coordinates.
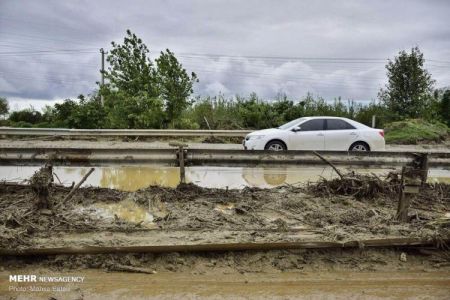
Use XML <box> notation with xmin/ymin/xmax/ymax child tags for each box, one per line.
<box><xmin>326</xmin><ymin>119</ymin><xmax>355</xmax><ymax>130</ymax></box>
<box><xmin>298</xmin><ymin>119</ymin><xmax>324</xmax><ymax>131</ymax></box>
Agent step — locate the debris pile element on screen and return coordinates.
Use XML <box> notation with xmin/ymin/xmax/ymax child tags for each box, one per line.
<box><xmin>0</xmin><ymin>167</ymin><xmax>448</xmax><ymax>256</ymax></box>
<box><xmin>308</xmin><ymin>171</ymin><xmax>400</xmax><ymax>199</ymax></box>
<box><xmin>30</xmin><ymin>164</ymin><xmax>53</xmax><ymax>209</ymax></box>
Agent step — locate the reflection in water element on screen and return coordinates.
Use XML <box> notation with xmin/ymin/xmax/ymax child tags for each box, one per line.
<box><xmin>100</xmin><ymin>166</ymin><xmax>180</xmax><ymax>191</ymax></box>
<box><xmin>242</xmin><ymin>167</ymin><xmax>337</xmax><ymax>188</ymax></box>
<box><xmin>1</xmin><ymin>165</ymin><xmax>449</xmax><ymax>191</ymax></box>
<box><xmin>264</xmin><ymin>173</ymin><xmax>288</xmax><ymax>186</ymax></box>
<box><xmin>428</xmin><ymin>177</ymin><xmax>450</xmax><ymax>184</ymax></box>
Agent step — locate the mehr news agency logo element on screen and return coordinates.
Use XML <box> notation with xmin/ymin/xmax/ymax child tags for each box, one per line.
<box><xmin>9</xmin><ymin>274</ymin><xmax>85</xmax><ymax>292</ymax></box>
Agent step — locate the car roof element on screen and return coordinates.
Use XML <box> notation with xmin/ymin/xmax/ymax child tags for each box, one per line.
<box><xmin>304</xmin><ymin>116</ymin><xmax>349</xmax><ymax>120</ymax></box>
<box><xmin>300</xmin><ymin>116</ymin><xmax>370</xmax><ymax>128</ymax></box>
<box><xmin>303</xmin><ymin>116</ymin><xmax>357</xmax><ymax>122</ymax></box>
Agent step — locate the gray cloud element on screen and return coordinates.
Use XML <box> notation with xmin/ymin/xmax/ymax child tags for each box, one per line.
<box><xmin>0</xmin><ymin>0</ymin><xmax>449</xmax><ymax>110</ymax></box>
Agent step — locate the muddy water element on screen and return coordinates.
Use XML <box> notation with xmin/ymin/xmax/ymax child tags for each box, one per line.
<box><xmin>75</xmin><ymin>199</ymin><xmax>157</xmax><ymax>228</ymax></box>
<box><xmin>1</xmin><ymin>269</ymin><xmax>449</xmax><ymax>299</ymax></box>
<box><xmin>1</xmin><ymin>165</ymin><xmax>449</xmax><ymax>191</ymax></box>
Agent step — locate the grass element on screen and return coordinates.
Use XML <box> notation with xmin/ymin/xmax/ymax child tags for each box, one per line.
<box><xmin>384</xmin><ymin>119</ymin><xmax>449</xmax><ymax>144</ymax></box>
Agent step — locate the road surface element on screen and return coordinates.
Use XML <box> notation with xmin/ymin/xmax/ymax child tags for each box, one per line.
<box><xmin>1</xmin><ymin>138</ymin><xmax>449</xmax><ymax>152</ymax></box>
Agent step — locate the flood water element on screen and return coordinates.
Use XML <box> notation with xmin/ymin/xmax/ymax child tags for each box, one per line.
<box><xmin>1</xmin><ymin>165</ymin><xmax>449</xmax><ymax>191</ymax></box>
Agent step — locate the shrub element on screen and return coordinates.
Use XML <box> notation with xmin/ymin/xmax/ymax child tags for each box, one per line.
<box><xmin>10</xmin><ymin>121</ymin><xmax>33</xmax><ymax>128</ymax></box>
<box><xmin>384</xmin><ymin>119</ymin><xmax>449</xmax><ymax>144</ymax></box>
<box><xmin>9</xmin><ymin>109</ymin><xmax>42</xmax><ymax>124</ymax></box>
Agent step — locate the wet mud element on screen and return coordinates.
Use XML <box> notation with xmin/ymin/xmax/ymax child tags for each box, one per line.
<box><xmin>1</xmin><ymin>170</ymin><xmax>449</xmax><ymax>299</ymax></box>
<box><xmin>2</xmin><ymin>268</ymin><xmax>449</xmax><ymax>300</ymax></box>
<box><xmin>1</xmin><ymin>172</ymin><xmax>449</xmax><ymax>246</ymax></box>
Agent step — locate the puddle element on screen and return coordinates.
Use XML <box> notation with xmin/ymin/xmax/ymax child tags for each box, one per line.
<box><xmin>1</xmin><ymin>165</ymin><xmax>449</xmax><ymax>191</ymax></box>
<box><xmin>214</xmin><ymin>203</ymin><xmax>235</xmax><ymax>215</ymax></box>
<box><xmin>77</xmin><ymin>199</ymin><xmax>156</xmax><ymax>228</ymax></box>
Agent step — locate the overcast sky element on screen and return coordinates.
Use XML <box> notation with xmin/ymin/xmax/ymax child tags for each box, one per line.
<box><xmin>1</xmin><ymin>0</ymin><xmax>449</xmax><ymax>111</ymax></box>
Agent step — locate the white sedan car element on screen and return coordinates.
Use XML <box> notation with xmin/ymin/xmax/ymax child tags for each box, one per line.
<box><xmin>243</xmin><ymin>116</ymin><xmax>385</xmax><ymax>151</ymax></box>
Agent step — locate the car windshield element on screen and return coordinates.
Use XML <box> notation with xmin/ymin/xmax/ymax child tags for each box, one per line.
<box><xmin>278</xmin><ymin>117</ymin><xmax>307</xmax><ymax>130</ymax></box>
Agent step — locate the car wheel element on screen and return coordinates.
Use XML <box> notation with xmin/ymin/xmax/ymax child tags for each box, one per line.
<box><xmin>265</xmin><ymin>140</ymin><xmax>287</xmax><ymax>151</ymax></box>
<box><xmin>349</xmin><ymin>142</ymin><xmax>370</xmax><ymax>151</ymax></box>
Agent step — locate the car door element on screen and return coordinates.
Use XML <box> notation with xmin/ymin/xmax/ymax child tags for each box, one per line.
<box><xmin>289</xmin><ymin>119</ymin><xmax>325</xmax><ymax>150</ymax></box>
<box><xmin>324</xmin><ymin>119</ymin><xmax>358</xmax><ymax>150</ymax></box>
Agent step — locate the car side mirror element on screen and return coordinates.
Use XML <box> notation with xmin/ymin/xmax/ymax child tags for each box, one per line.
<box><xmin>292</xmin><ymin>126</ymin><xmax>301</xmax><ymax>132</ymax></box>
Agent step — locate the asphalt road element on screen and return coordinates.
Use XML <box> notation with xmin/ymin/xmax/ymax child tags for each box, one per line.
<box><xmin>1</xmin><ymin>138</ymin><xmax>449</xmax><ymax>152</ymax></box>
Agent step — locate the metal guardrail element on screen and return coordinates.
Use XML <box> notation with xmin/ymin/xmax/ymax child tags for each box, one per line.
<box><xmin>1</xmin><ymin>147</ymin><xmax>449</xmax><ymax>167</ymax></box>
<box><xmin>0</xmin><ymin>127</ymin><xmax>251</xmax><ymax>137</ymax></box>
<box><xmin>0</xmin><ymin>147</ymin><xmax>177</xmax><ymax>166</ymax></box>
<box><xmin>186</xmin><ymin>149</ymin><xmax>450</xmax><ymax>167</ymax></box>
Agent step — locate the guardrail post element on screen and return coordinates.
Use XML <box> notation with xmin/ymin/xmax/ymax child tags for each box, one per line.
<box><xmin>396</xmin><ymin>154</ymin><xmax>428</xmax><ymax>222</ymax></box>
<box><xmin>169</xmin><ymin>142</ymin><xmax>188</xmax><ymax>184</ymax></box>
<box><xmin>179</xmin><ymin>146</ymin><xmax>186</xmax><ymax>184</ymax></box>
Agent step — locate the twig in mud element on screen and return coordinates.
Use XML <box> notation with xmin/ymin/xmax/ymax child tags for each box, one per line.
<box><xmin>53</xmin><ymin>172</ymin><xmax>62</xmax><ymax>184</ymax></box>
<box><xmin>371</xmin><ymin>172</ymin><xmax>383</xmax><ymax>181</ymax></box>
<box><xmin>61</xmin><ymin>168</ymin><xmax>95</xmax><ymax>204</ymax></box>
<box><xmin>108</xmin><ymin>264</ymin><xmax>157</xmax><ymax>274</ymax></box>
<box><xmin>312</xmin><ymin>151</ymin><xmax>344</xmax><ymax>179</ymax></box>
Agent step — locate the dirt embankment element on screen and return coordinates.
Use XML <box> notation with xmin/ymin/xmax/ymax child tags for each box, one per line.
<box><xmin>3</xmin><ymin>247</ymin><xmax>449</xmax><ymax>275</ymax></box>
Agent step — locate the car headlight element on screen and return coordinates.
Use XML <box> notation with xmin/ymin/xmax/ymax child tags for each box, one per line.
<box><xmin>247</xmin><ymin>135</ymin><xmax>265</xmax><ymax>140</ymax></box>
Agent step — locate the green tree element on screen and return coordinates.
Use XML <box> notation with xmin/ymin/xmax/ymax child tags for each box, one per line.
<box><xmin>102</xmin><ymin>89</ymin><xmax>164</xmax><ymax>129</ymax></box>
<box><xmin>0</xmin><ymin>97</ymin><xmax>9</xmax><ymax>118</ymax></box>
<box><xmin>46</xmin><ymin>95</ymin><xmax>106</xmax><ymax>129</ymax></box>
<box><xmin>440</xmin><ymin>90</ymin><xmax>450</xmax><ymax>126</ymax></box>
<box><xmin>378</xmin><ymin>47</ymin><xmax>435</xmax><ymax>119</ymax></box>
<box><xmin>101</xmin><ymin>30</ymin><xmax>197</xmax><ymax>128</ymax></box>
<box><xmin>52</xmin><ymin>99</ymin><xmax>79</xmax><ymax>127</ymax></box>
<box><xmin>155</xmin><ymin>49</ymin><xmax>198</xmax><ymax>126</ymax></box>
<box><xmin>236</xmin><ymin>92</ymin><xmax>281</xmax><ymax>129</ymax></box>
<box><xmin>104</xmin><ymin>29</ymin><xmax>158</xmax><ymax>97</ymax></box>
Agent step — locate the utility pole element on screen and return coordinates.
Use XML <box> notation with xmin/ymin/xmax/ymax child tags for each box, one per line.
<box><xmin>100</xmin><ymin>48</ymin><xmax>105</xmax><ymax>106</ymax></box>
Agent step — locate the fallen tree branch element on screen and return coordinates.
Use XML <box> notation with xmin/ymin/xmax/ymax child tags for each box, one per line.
<box><xmin>312</xmin><ymin>151</ymin><xmax>344</xmax><ymax>179</ymax></box>
<box><xmin>0</xmin><ymin>237</ymin><xmax>446</xmax><ymax>256</ymax></box>
<box><xmin>62</xmin><ymin>167</ymin><xmax>95</xmax><ymax>203</ymax></box>
<box><xmin>0</xmin><ymin>182</ymin><xmax>66</xmax><ymax>188</ymax></box>
<box><xmin>53</xmin><ymin>172</ymin><xmax>62</xmax><ymax>184</ymax></box>
<box><xmin>108</xmin><ymin>264</ymin><xmax>157</xmax><ymax>274</ymax></box>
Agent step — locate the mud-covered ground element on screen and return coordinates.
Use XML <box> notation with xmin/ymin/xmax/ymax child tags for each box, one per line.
<box><xmin>1</xmin><ymin>170</ymin><xmax>449</xmax><ymax>245</ymax></box>
<box><xmin>1</xmin><ymin>172</ymin><xmax>450</xmax><ymax>300</ymax></box>
<box><xmin>2</xmin><ymin>247</ymin><xmax>450</xmax><ymax>275</ymax></box>
<box><xmin>1</xmin><ymin>180</ymin><xmax>449</xmax><ymax>246</ymax></box>
<box><xmin>2</xmin><ymin>267</ymin><xmax>449</xmax><ymax>299</ymax></box>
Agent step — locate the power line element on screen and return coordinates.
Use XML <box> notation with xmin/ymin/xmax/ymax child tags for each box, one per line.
<box><xmin>0</xmin><ymin>32</ymin><xmax>101</xmax><ymax>48</ymax></box>
<box><xmin>190</xmin><ymin>68</ymin><xmax>386</xmax><ymax>82</ymax></box>
<box><xmin>0</xmin><ymin>49</ymin><xmax>98</xmax><ymax>57</ymax></box>
<box><xmin>0</xmin><ymin>48</ymin><xmax>447</xmax><ymax>98</ymax></box>
<box><xmin>179</xmin><ymin>56</ymin><xmax>447</xmax><ymax>69</ymax></box>
<box><xmin>178</xmin><ymin>54</ymin><xmax>450</xmax><ymax>69</ymax></box>
<box><xmin>178</xmin><ymin>52</ymin><xmax>388</xmax><ymax>62</ymax></box>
